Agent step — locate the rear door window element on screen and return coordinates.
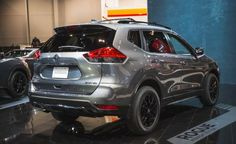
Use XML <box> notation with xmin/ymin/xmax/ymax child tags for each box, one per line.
<box><xmin>143</xmin><ymin>30</ymin><xmax>172</xmax><ymax>54</ymax></box>
<box><xmin>41</xmin><ymin>25</ymin><xmax>116</xmax><ymax>52</ymax></box>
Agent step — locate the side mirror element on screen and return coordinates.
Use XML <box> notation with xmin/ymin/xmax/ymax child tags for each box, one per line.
<box><xmin>195</xmin><ymin>47</ymin><xmax>204</xmax><ymax>55</ymax></box>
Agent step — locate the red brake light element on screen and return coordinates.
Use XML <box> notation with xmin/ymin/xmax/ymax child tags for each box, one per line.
<box><xmin>83</xmin><ymin>47</ymin><xmax>127</xmax><ymax>63</ymax></box>
<box><xmin>96</xmin><ymin>105</ymin><xmax>119</xmax><ymax>111</ymax></box>
<box><xmin>34</xmin><ymin>50</ymin><xmax>41</xmax><ymax>59</ymax></box>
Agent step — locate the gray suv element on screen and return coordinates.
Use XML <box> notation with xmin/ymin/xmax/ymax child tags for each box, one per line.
<box><xmin>29</xmin><ymin>19</ymin><xmax>220</xmax><ymax>135</ymax></box>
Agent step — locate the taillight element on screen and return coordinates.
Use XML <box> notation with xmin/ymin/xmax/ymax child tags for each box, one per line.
<box><xmin>83</xmin><ymin>47</ymin><xmax>127</xmax><ymax>63</ymax></box>
<box><xmin>96</xmin><ymin>105</ymin><xmax>119</xmax><ymax>111</ymax></box>
<box><xmin>34</xmin><ymin>50</ymin><xmax>41</xmax><ymax>59</ymax></box>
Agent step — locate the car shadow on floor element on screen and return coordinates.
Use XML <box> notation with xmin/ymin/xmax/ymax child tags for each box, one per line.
<box><xmin>48</xmin><ymin>104</ymin><xmax>226</xmax><ymax>144</ymax></box>
<box><xmin>0</xmin><ymin>96</ymin><xmax>228</xmax><ymax>144</ymax></box>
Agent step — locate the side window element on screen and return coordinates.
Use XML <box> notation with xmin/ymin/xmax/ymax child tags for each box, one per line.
<box><xmin>128</xmin><ymin>31</ymin><xmax>141</xmax><ymax>48</ymax></box>
<box><xmin>168</xmin><ymin>34</ymin><xmax>191</xmax><ymax>55</ymax></box>
<box><xmin>143</xmin><ymin>30</ymin><xmax>171</xmax><ymax>53</ymax></box>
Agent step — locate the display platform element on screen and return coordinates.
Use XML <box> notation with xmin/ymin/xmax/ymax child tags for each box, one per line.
<box><xmin>0</xmin><ymin>85</ymin><xmax>236</xmax><ymax>144</ymax></box>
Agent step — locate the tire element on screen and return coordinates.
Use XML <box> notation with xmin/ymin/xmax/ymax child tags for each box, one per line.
<box><xmin>7</xmin><ymin>71</ymin><xmax>28</xmax><ymax>98</ymax></box>
<box><xmin>51</xmin><ymin>112</ymin><xmax>79</xmax><ymax>122</ymax></box>
<box><xmin>127</xmin><ymin>86</ymin><xmax>160</xmax><ymax>135</ymax></box>
<box><xmin>199</xmin><ymin>73</ymin><xmax>219</xmax><ymax>106</ymax></box>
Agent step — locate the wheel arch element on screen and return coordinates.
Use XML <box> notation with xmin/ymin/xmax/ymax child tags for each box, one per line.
<box><xmin>135</xmin><ymin>77</ymin><xmax>164</xmax><ymax>101</ymax></box>
<box><xmin>201</xmin><ymin>68</ymin><xmax>220</xmax><ymax>88</ymax></box>
<box><xmin>209</xmin><ymin>69</ymin><xmax>220</xmax><ymax>80</ymax></box>
<box><xmin>8</xmin><ymin>66</ymin><xmax>30</xmax><ymax>83</ymax></box>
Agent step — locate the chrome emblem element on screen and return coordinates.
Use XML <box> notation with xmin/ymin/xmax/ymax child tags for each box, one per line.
<box><xmin>53</xmin><ymin>54</ymin><xmax>60</xmax><ymax>63</ymax></box>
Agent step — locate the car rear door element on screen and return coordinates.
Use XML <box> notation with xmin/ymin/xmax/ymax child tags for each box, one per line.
<box><xmin>166</xmin><ymin>33</ymin><xmax>205</xmax><ymax>94</ymax></box>
<box><xmin>142</xmin><ymin>30</ymin><xmax>189</xmax><ymax>97</ymax></box>
<box><xmin>32</xmin><ymin>25</ymin><xmax>116</xmax><ymax>95</ymax></box>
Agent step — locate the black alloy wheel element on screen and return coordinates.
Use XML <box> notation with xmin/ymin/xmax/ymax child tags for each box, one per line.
<box><xmin>139</xmin><ymin>92</ymin><xmax>158</xmax><ymax>128</ymax></box>
<box><xmin>8</xmin><ymin>71</ymin><xmax>28</xmax><ymax>98</ymax></box>
<box><xmin>127</xmin><ymin>86</ymin><xmax>160</xmax><ymax>135</ymax></box>
<box><xmin>209</xmin><ymin>76</ymin><xmax>218</xmax><ymax>103</ymax></box>
<box><xmin>199</xmin><ymin>73</ymin><xmax>219</xmax><ymax>106</ymax></box>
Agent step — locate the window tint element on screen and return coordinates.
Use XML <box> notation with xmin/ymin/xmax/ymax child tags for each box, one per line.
<box><xmin>168</xmin><ymin>34</ymin><xmax>191</xmax><ymax>55</ymax></box>
<box><xmin>128</xmin><ymin>31</ymin><xmax>141</xmax><ymax>48</ymax></box>
<box><xmin>143</xmin><ymin>31</ymin><xmax>171</xmax><ymax>53</ymax></box>
<box><xmin>41</xmin><ymin>25</ymin><xmax>116</xmax><ymax>52</ymax></box>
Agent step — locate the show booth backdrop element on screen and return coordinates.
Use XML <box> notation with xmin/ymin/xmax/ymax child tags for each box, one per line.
<box><xmin>148</xmin><ymin>0</ymin><xmax>236</xmax><ymax>85</ymax></box>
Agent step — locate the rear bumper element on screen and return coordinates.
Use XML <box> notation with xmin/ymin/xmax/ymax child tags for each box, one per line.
<box><xmin>29</xmin><ymin>84</ymin><xmax>131</xmax><ymax>117</ymax></box>
<box><xmin>30</xmin><ymin>96</ymin><xmax>128</xmax><ymax>117</ymax></box>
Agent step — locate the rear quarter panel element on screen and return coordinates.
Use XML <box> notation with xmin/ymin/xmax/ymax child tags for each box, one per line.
<box><xmin>100</xmin><ymin>27</ymin><xmax>165</xmax><ymax>101</ymax></box>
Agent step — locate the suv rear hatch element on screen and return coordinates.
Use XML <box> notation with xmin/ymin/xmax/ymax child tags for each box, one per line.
<box><xmin>32</xmin><ymin>25</ymin><xmax>116</xmax><ymax>95</ymax></box>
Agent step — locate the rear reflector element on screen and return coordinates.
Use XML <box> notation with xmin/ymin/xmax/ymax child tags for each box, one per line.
<box><xmin>83</xmin><ymin>47</ymin><xmax>127</xmax><ymax>63</ymax></box>
<box><xmin>96</xmin><ymin>105</ymin><xmax>119</xmax><ymax>110</ymax></box>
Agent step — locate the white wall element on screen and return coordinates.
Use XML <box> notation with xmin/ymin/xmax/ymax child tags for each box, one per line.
<box><xmin>0</xmin><ymin>0</ymin><xmax>147</xmax><ymax>46</ymax></box>
<box><xmin>119</xmin><ymin>0</ymin><xmax>147</xmax><ymax>8</ymax></box>
<box><xmin>0</xmin><ymin>0</ymin><xmax>102</xmax><ymax>46</ymax></box>
<box><xmin>28</xmin><ymin>0</ymin><xmax>54</xmax><ymax>43</ymax></box>
<box><xmin>0</xmin><ymin>0</ymin><xmax>27</xmax><ymax>46</ymax></box>
<box><xmin>58</xmin><ymin>0</ymin><xmax>101</xmax><ymax>26</ymax></box>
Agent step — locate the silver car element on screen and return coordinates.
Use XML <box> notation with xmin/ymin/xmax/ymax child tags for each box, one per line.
<box><xmin>29</xmin><ymin>19</ymin><xmax>220</xmax><ymax>135</ymax></box>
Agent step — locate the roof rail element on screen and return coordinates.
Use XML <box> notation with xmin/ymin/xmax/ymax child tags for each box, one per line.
<box><xmin>97</xmin><ymin>18</ymin><xmax>171</xmax><ymax>29</ymax></box>
<box><xmin>99</xmin><ymin>18</ymin><xmax>135</xmax><ymax>23</ymax></box>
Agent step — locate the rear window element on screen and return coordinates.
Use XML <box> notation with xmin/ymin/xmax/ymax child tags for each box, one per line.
<box><xmin>41</xmin><ymin>25</ymin><xmax>116</xmax><ymax>52</ymax></box>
